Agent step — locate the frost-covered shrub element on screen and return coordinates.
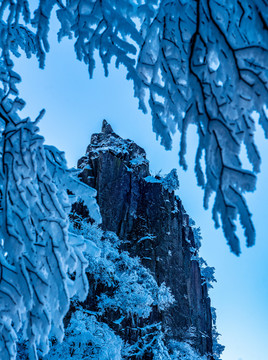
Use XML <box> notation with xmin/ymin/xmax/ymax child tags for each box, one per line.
<box><xmin>190</xmin><ymin>219</ymin><xmax>217</xmax><ymax>289</ymax></box>
<box><xmin>124</xmin><ymin>323</ymin><xmax>170</xmax><ymax>360</ymax></box>
<box><xmin>191</xmin><ymin>253</ymin><xmax>217</xmax><ymax>290</ymax></box>
<box><xmin>157</xmin><ymin>283</ymin><xmax>175</xmax><ymax>311</ymax></box>
<box><xmin>45</xmin><ymin>308</ymin><xmax>123</xmax><ymax>360</ymax></box>
<box><xmin>200</xmin><ymin>266</ymin><xmax>217</xmax><ymax>289</ymax></box>
<box><xmin>97</xmin><ymin>271</ymin><xmax>154</xmax><ymax>318</ymax></box>
<box><xmin>162</xmin><ymin>169</ymin><xmax>180</xmax><ymax>193</ymax></box>
<box><xmin>70</xmin><ymin>216</ymin><xmax>175</xmax><ymax>319</ymax></box>
<box><xmin>211</xmin><ymin>308</ymin><xmax>225</xmax><ymax>360</ymax></box>
<box><xmin>169</xmin><ymin>341</ymin><xmax>207</xmax><ymax>360</ymax></box>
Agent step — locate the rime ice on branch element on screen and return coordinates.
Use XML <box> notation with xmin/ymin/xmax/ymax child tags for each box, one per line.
<box><xmin>0</xmin><ymin>104</ymin><xmax>101</xmax><ymax>360</ymax></box>
<box><xmin>57</xmin><ymin>0</ymin><xmax>268</xmax><ymax>254</ymax></box>
<box><xmin>0</xmin><ymin>109</ymin><xmax>100</xmax><ymax>360</ymax></box>
<box><xmin>1</xmin><ymin>0</ymin><xmax>267</xmax><ymax>253</ymax></box>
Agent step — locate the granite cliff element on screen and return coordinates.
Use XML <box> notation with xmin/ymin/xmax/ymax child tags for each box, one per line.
<box><xmin>73</xmin><ymin>120</ymin><xmax>215</xmax><ymax>358</ymax></box>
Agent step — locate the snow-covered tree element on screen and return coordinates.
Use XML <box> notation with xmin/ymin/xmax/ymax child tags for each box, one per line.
<box><xmin>210</xmin><ymin>308</ymin><xmax>225</xmax><ymax>360</ymax></box>
<box><xmin>162</xmin><ymin>169</ymin><xmax>180</xmax><ymax>193</ymax></box>
<box><xmin>43</xmin><ymin>215</ymin><xmax>213</xmax><ymax>360</ymax></box>
<box><xmin>0</xmin><ymin>1</ymin><xmax>267</xmax><ymax>254</ymax></box>
<box><xmin>44</xmin><ymin>308</ymin><xmax>124</xmax><ymax>360</ymax></box>
<box><xmin>0</xmin><ymin>114</ymin><xmax>101</xmax><ymax>360</ymax></box>
<box><xmin>66</xmin><ymin>215</ymin><xmax>176</xmax><ymax>359</ymax></box>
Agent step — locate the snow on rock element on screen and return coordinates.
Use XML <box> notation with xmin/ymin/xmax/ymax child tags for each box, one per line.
<box><xmin>145</xmin><ymin>175</ymin><xmax>162</xmax><ymax>184</ymax></box>
<box><xmin>82</xmin><ymin>120</ymin><xmax>150</xmax><ymax>176</ymax></box>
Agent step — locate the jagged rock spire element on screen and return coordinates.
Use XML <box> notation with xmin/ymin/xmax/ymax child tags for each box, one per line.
<box><xmin>102</xmin><ymin>119</ymin><xmax>114</xmax><ymax>135</ymax></box>
<box><xmin>76</xmin><ymin>127</ymin><xmax>214</xmax><ymax>357</ymax></box>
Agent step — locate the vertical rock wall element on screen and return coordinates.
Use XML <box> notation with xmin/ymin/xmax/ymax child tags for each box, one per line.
<box><xmin>76</xmin><ymin>121</ymin><xmax>213</xmax><ymax>357</ymax></box>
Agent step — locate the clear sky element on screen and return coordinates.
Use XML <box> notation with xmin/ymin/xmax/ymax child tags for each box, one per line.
<box><xmin>14</xmin><ymin>13</ymin><xmax>268</xmax><ymax>360</ymax></box>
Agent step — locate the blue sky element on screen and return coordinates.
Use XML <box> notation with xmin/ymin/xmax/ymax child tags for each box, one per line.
<box><xmin>14</xmin><ymin>15</ymin><xmax>268</xmax><ymax>360</ymax></box>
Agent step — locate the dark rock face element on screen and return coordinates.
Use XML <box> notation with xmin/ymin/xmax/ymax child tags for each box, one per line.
<box><xmin>76</xmin><ymin>120</ymin><xmax>213</xmax><ymax>357</ymax></box>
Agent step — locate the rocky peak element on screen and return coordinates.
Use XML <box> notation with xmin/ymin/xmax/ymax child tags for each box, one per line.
<box><xmin>101</xmin><ymin>119</ymin><xmax>114</xmax><ymax>134</ymax></box>
<box><xmin>76</xmin><ymin>121</ymin><xmax>214</xmax><ymax>358</ymax></box>
<box><xmin>84</xmin><ymin>120</ymin><xmax>149</xmax><ymax>175</ymax></box>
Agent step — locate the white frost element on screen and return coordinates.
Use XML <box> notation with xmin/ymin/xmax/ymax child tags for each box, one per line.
<box><xmin>208</xmin><ymin>51</ymin><xmax>220</xmax><ymax>72</ymax></box>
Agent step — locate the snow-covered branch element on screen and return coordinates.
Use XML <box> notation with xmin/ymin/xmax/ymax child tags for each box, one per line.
<box><xmin>0</xmin><ymin>106</ymin><xmax>100</xmax><ymax>359</ymax></box>
<box><xmin>0</xmin><ymin>1</ymin><xmax>267</xmax><ymax>253</ymax></box>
